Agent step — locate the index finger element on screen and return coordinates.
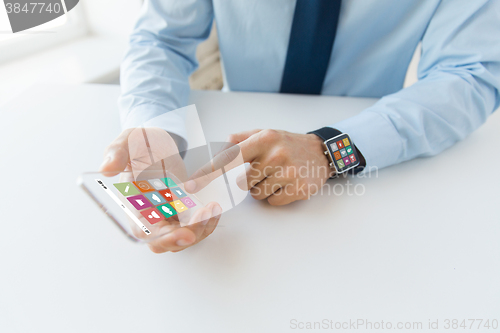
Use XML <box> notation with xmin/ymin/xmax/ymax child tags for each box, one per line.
<box><xmin>184</xmin><ymin>136</ymin><xmax>261</xmax><ymax>193</ymax></box>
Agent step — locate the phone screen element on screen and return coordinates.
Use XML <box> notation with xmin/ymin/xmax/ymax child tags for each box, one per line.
<box><xmin>79</xmin><ymin>141</ymin><xmax>250</xmax><ymax>243</ymax></box>
<box><xmin>79</xmin><ymin>170</ymin><xmax>206</xmax><ymax>242</ymax></box>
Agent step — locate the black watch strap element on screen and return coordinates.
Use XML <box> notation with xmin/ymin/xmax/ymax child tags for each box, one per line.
<box><xmin>308</xmin><ymin>127</ymin><xmax>366</xmax><ymax>175</ymax></box>
<box><xmin>308</xmin><ymin>127</ymin><xmax>343</xmax><ymax>142</ymax></box>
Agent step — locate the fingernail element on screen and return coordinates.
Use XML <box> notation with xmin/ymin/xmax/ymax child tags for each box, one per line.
<box><xmin>184</xmin><ymin>180</ymin><xmax>196</xmax><ymax>192</ymax></box>
<box><xmin>176</xmin><ymin>239</ymin><xmax>193</xmax><ymax>247</ymax></box>
<box><xmin>99</xmin><ymin>156</ymin><xmax>111</xmax><ymax>171</ymax></box>
<box><xmin>201</xmin><ymin>210</ymin><xmax>211</xmax><ymax>225</ymax></box>
<box><xmin>212</xmin><ymin>205</ymin><xmax>222</xmax><ymax>217</ymax></box>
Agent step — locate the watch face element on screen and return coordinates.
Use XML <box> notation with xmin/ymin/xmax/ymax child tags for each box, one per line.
<box><xmin>325</xmin><ymin>134</ymin><xmax>360</xmax><ymax>173</ymax></box>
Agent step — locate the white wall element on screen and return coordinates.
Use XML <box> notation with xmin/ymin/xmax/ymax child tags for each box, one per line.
<box><xmin>404</xmin><ymin>43</ymin><xmax>421</xmax><ymax>88</ymax></box>
<box><xmin>0</xmin><ymin>0</ymin><xmax>144</xmax><ymax>106</ymax></box>
<box><xmin>82</xmin><ymin>0</ymin><xmax>143</xmax><ymax>37</ymax></box>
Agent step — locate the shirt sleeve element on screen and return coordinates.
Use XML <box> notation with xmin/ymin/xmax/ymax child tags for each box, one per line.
<box><xmin>332</xmin><ymin>0</ymin><xmax>500</xmax><ymax>171</ymax></box>
<box><xmin>118</xmin><ymin>0</ymin><xmax>214</xmax><ymax>143</ymax></box>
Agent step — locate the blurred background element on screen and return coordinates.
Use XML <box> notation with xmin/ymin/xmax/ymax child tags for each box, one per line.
<box><xmin>0</xmin><ymin>0</ymin><xmax>419</xmax><ymax>108</ymax></box>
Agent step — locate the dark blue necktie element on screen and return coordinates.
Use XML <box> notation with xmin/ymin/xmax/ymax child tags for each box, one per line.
<box><xmin>280</xmin><ymin>0</ymin><xmax>342</xmax><ymax>95</ymax></box>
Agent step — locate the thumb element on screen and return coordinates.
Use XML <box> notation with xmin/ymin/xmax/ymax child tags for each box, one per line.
<box><xmin>99</xmin><ymin>130</ymin><xmax>132</xmax><ymax>176</ymax></box>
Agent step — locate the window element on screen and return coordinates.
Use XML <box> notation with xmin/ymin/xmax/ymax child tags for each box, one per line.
<box><xmin>0</xmin><ymin>1</ymin><xmax>88</xmax><ymax>64</ymax></box>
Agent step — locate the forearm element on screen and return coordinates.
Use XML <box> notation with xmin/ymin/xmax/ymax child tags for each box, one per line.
<box><xmin>118</xmin><ymin>0</ymin><xmax>214</xmax><ymax>140</ymax></box>
<box><xmin>333</xmin><ymin>0</ymin><xmax>500</xmax><ymax>170</ymax></box>
<box><xmin>333</xmin><ymin>68</ymin><xmax>499</xmax><ymax>170</ymax></box>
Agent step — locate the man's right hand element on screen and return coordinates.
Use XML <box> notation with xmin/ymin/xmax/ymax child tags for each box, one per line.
<box><xmin>100</xmin><ymin>128</ymin><xmax>222</xmax><ymax>253</ymax></box>
<box><xmin>99</xmin><ymin>128</ymin><xmax>135</xmax><ymax>176</ymax></box>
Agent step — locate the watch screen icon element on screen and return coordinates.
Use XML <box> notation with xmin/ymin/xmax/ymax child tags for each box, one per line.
<box><xmin>330</xmin><ymin>143</ymin><xmax>338</xmax><ymax>152</ymax></box>
<box><xmin>336</xmin><ymin>141</ymin><xmax>344</xmax><ymax>149</ymax></box>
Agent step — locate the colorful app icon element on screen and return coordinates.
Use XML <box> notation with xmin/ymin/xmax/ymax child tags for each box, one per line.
<box><xmin>345</xmin><ymin>146</ymin><xmax>353</xmax><ymax>155</ymax></box>
<box><xmin>181</xmin><ymin>197</ymin><xmax>196</xmax><ymax>208</ymax></box>
<box><xmin>329</xmin><ymin>143</ymin><xmax>338</xmax><ymax>152</ymax></box>
<box><xmin>340</xmin><ymin>148</ymin><xmax>347</xmax><ymax>157</ymax></box>
<box><xmin>333</xmin><ymin>151</ymin><xmax>342</xmax><ymax>160</ymax></box>
<box><xmin>349</xmin><ymin>154</ymin><xmax>356</xmax><ymax>163</ymax></box>
<box><xmin>133</xmin><ymin>181</ymin><xmax>155</xmax><ymax>193</ymax></box>
<box><xmin>127</xmin><ymin>194</ymin><xmax>153</xmax><ymax>210</ymax></box>
<box><xmin>336</xmin><ymin>141</ymin><xmax>344</xmax><ymax>149</ymax></box>
<box><xmin>337</xmin><ymin>159</ymin><xmax>345</xmax><ymax>169</ymax></box>
<box><xmin>140</xmin><ymin>208</ymin><xmax>164</xmax><ymax>225</ymax></box>
<box><xmin>170</xmin><ymin>200</ymin><xmax>188</xmax><ymax>213</ymax></box>
<box><xmin>161</xmin><ymin>177</ymin><xmax>177</xmax><ymax>188</ymax></box>
<box><xmin>159</xmin><ymin>189</ymin><xmax>174</xmax><ymax>201</ymax></box>
<box><xmin>113</xmin><ymin>182</ymin><xmax>140</xmax><ymax>196</ymax></box>
<box><xmin>149</xmin><ymin>178</ymin><xmax>168</xmax><ymax>190</ymax></box>
<box><xmin>342</xmin><ymin>138</ymin><xmax>350</xmax><ymax>147</ymax></box>
<box><xmin>144</xmin><ymin>191</ymin><xmax>166</xmax><ymax>205</ymax></box>
<box><xmin>170</xmin><ymin>187</ymin><xmax>187</xmax><ymax>199</ymax></box>
<box><xmin>343</xmin><ymin>157</ymin><xmax>351</xmax><ymax>166</ymax></box>
<box><xmin>157</xmin><ymin>203</ymin><xmax>177</xmax><ymax>218</ymax></box>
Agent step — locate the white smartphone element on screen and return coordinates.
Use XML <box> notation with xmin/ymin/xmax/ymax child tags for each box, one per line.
<box><xmin>78</xmin><ymin>164</ymin><xmax>248</xmax><ymax>244</ymax></box>
<box><xmin>78</xmin><ymin>170</ymin><xmax>210</xmax><ymax>243</ymax></box>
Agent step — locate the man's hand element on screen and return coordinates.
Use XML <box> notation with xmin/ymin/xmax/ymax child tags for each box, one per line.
<box><xmin>186</xmin><ymin>129</ymin><xmax>333</xmax><ymax>206</ymax></box>
<box><xmin>100</xmin><ymin>128</ymin><xmax>222</xmax><ymax>253</ymax></box>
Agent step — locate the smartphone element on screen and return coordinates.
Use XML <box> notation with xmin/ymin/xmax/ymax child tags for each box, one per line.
<box><xmin>78</xmin><ymin>170</ymin><xmax>210</xmax><ymax>242</ymax></box>
<box><xmin>78</xmin><ymin>163</ymin><xmax>248</xmax><ymax>243</ymax></box>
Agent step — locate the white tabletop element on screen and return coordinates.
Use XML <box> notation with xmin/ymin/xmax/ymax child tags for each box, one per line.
<box><xmin>1</xmin><ymin>84</ymin><xmax>499</xmax><ymax>332</ymax></box>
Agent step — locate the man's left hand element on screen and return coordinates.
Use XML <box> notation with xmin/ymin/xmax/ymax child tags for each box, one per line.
<box><xmin>186</xmin><ymin>129</ymin><xmax>333</xmax><ymax>206</ymax></box>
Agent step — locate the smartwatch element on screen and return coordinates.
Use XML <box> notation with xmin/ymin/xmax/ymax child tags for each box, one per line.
<box><xmin>308</xmin><ymin>127</ymin><xmax>365</xmax><ymax>175</ymax></box>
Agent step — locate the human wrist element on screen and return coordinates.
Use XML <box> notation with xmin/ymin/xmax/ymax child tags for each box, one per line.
<box><xmin>306</xmin><ymin>133</ymin><xmax>334</xmax><ymax>178</ymax></box>
<box><xmin>309</xmin><ymin>127</ymin><xmax>366</xmax><ymax>174</ymax></box>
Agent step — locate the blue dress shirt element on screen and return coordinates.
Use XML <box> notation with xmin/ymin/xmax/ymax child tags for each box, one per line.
<box><xmin>119</xmin><ymin>0</ymin><xmax>500</xmax><ymax>170</ymax></box>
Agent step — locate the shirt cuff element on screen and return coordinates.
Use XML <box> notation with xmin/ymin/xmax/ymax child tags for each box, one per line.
<box><xmin>332</xmin><ymin>111</ymin><xmax>403</xmax><ymax>170</ymax></box>
<box><xmin>121</xmin><ymin>104</ymin><xmax>188</xmax><ymax>151</ymax></box>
